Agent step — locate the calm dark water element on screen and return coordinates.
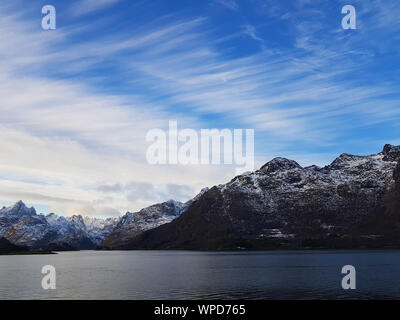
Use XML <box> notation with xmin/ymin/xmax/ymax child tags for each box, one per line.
<box><xmin>0</xmin><ymin>250</ymin><xmax>400</xmax><ymax>299</ymax></box>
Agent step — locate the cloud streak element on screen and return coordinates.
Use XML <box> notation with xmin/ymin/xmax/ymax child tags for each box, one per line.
<box><xmin>71</xmin><ymin>0</ymin><xmax>121</xmax><ymax>16</ymax></box>
<box><xmin>216</xmin><ymin>0</ymin><xmax>239</xmax><ymax>11</ymax></box>
<box><xmin>0</xmin><ymin>0</ymin><xmax>399</xmax><ymax>216</ymax></box>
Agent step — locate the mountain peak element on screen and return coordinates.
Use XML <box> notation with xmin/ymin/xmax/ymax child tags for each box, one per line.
<box><xmin>260</xmin><ymin>157</ymin><xmax>302</xmax><ymax>174</ymax></box>
<box><xmin>382</xmin><ymin>144</ymin><xmax>400</xmax><ymax>162</ymax></box>
<box><xmin>123</xmin><ymin>144</ymin><xmax>400</xmax><ymax>251</ymax></box>
<box><xmin>0</xmin><ymin>200</ymin><xmax>36</xmax><ymax>217</ymax></box>
<box><xmin>11</xmin><ymin>200</ymin><xmax>26</xmax><ymax>208</ymax></box>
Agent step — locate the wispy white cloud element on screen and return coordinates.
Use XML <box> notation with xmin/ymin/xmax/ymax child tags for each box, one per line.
<box><xmin>215</xmin><ymin>0</ymin><xmax>239</xmax><ymax>11</ymax></box>
<box><xmin>0</xmin><ymin>7</ymin><xmax>235</xmax><ymax>216</ymax></box>
<box><xmin>71</xmin><ymin>0</ymin><xmax>121</xmax><ymax>16</ymax></box>
<box><xmin>0</xmin><ymin>0</ymin><xmax>399</xmax><ymax>216</ymax></box>
<box><xmin>242</xmin><ymin>24</ymin><xmax>265</xmax><ymax>47</ymax></box>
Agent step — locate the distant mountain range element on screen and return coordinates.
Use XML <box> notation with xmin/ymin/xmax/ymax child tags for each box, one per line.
<box><xmin>0</xmin><ymin>201</ymin><xmax>118</xmax><ymax>250</ymax></box>
<box><xmin>1</xmin><ymin>144</ymin><xmax>400</xmax><ymax>252</ymax></box>
<box><xmin>0</xmin><ymin>198</ymin><xmax>189</xmax><ymax>251</ymax></box>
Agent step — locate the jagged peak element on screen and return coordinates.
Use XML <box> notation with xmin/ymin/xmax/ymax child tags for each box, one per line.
<box><xmin>188</xmin><ymin>187</ymin><xmax>210</xmax><ymax>203</ymax></box>
<box><xmin>383</xmin><ymin>144</ymin><xmax>400</xmax><ymax>153</ymax></box>
<box><xmin>0</xmin><ymin>200</ymin><xmax>36</xmax><ymax>216</ymax></box>
<box><xmin>328</xmin><ymin>145</ymin><xmax>400</xmax><ymax>169</ymax></box>
<box><xmin>164</xmin><ymin>199</ymin><xmax>182</xmax><ymax>206</ymax></box>
<box><xmin>67</xmin><ymin>214</ymin><xmax>85</xmax><ymax>222</ymax></box>
<box><xmin>260</xmin><ymin>157</ymin><xmax>302</xmax><ymax>173</ymax></box>
<box><xmin>9</xmin><ymin>200</ymin><xmax>28</xmax><ymax>210</ymax></box>
<box><xmin>382</xmin><ymin>144</ymin><xmax>400</xmax><ymax>162</ymax></box>
<box><xmin>331</xmin><ymin>152</ymin><xmax>362</xmax><ymax>161</ymax></box>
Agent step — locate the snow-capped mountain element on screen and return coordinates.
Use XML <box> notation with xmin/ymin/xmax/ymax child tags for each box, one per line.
<box><xmin>102</xmin><ymin>188</ymin><xmax>211</xmax><ymax>249</ymax></box>
<box><xmin>45</xmin><ymin>213</ymin><xmax>119</xmax><ymax>249</ymax></box>
<box><xmin>102</xmin><ymin>200</ymin><xmax>188</xmax><ymax>249</ymax></box>
<box><xmin>121</xmin><ymin>144</ymin><xmax>400</xmax><ymax>250</ymax></box>
<box><xmin>0</xmin><ymin>202</ymin><xmax>119</xmax><ymax>250</ymax></box>
<box><xmin>0</xmin><ymin>196</ymin><xmax>193</xmax><ymax>250</ymax></box>
<box><xmin>3</xmin><ymin>144</ymin><xmax>400</xmax><ymax>251</ymax></box>
<box><xmin>83</xmin><ymin>216</ymin><xmax>121</xmax><ymax>245</ymax></box>
<box><xmin>0</xmin><ymin>201</ymin><xmax>57</xmax><ymax>248</ymax></box>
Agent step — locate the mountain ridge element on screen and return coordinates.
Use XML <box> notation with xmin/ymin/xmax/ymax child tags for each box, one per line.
<box><xmin>1</xmin><ymin>144</ymin><xmax>400</xmax><ymax>251</ymax></box>
<box><xmin>119</xmin><ymin>144</ymin><xmax>400</xmax><ymax>250</ymax></box>
<box><xmin>0</xmin><ymin>198</ymin><xmax>188</xmax><ymax>250</ymax></box>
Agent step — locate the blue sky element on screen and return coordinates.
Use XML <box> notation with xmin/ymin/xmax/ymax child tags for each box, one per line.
<box><xmin>0</xmin><ymin>0</ymin><xmax>399</xmax><ymax>216</ymax></box>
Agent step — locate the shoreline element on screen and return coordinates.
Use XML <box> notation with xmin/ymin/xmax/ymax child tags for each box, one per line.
<box><xmin>0</xmin><ymin>250</ymin><xmax>57</xmax><ymax>256</ymax></box>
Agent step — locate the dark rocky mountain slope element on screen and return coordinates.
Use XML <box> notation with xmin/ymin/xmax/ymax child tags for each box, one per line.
<box><xmin>119</xmin><ymin>144</ymin><xmax>400</xmax><ymax>250</ymax></box>
<box><xmin>0</xmin><ymin>237</ymin><xmax>27</xmax><ymax>254</ymax></box>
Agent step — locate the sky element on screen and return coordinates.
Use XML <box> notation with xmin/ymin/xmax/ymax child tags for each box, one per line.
<box><xmin>0</xmin><ymin>0</ymin><xmax>399</xmax><ymax>217</ymax></box>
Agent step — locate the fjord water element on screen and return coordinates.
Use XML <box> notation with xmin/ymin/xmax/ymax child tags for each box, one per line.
<box><xmin>0</xmin><ymin>250</ymin><xmax>400</xmax><ymax>299</ymax></box>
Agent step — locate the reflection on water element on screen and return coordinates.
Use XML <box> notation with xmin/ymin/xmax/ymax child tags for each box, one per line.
<box><xmin>0</xmin><ymin>250</ymin><xmax>400</xmax><ymax>299</ymax></box>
